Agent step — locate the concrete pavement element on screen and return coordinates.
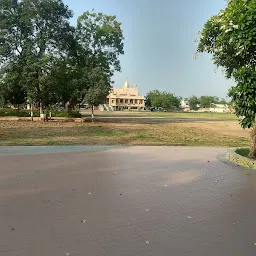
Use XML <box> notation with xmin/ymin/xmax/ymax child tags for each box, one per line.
<box><xmin>0</xmin><ymin>146</ymin><xmax>256</xmax><ymax>256</ymax></box>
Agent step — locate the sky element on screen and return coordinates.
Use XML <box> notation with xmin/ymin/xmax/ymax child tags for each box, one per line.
<box><xmin>64</xmin><ymin>0</ymin><xmax>233</xmax><ymax>99</ymax></box>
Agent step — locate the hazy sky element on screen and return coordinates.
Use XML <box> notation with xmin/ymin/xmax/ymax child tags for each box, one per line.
<box><xmin>64</xmin><ymin>0</ymin><xmax>233</xmax><ymax>99</ymax></box>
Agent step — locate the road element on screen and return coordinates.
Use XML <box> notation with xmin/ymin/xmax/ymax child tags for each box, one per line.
<box><xmin>0</xmin><ymin>146</ymin><xmax>256</xmax><ymax>256</ymax></box>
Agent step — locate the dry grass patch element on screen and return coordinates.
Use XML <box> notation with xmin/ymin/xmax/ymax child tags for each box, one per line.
<box><xmin>81</xmin><ymin>110</ymin><xmax>238</xmax><ymax>120</ymax></box>
<box><xmin>0</xmin><ymin>120</ymin><xmax>249</xmax><ymax>147</ymax></box>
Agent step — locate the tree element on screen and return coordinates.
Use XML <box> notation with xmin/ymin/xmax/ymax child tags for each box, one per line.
<box><xmin>217</xmin><ymin>98</ymin><xmax>228</xmax><ymax>104</ymax></box>
<box><xmin>146</xmin><ymin>90</ymin><xmax>180</xmax><ymax>110</ymax></box>
<box><xmin>188</xmin><ymin>96</ymin><xmax>199</xmax><ymax>110</ymax></box>
<box><xmin>83</xmin><ymin>67</ymin><xmax>110</xmax><ymax>123</ymax></box>
<box><xmin>161</xmin><ymin>92</ymin><xmax>180</xmax><ymax>109</ymax></box>
<box><xmin>75</xmin><ymin>11</ymin><xmax>124</xmax><ymax>90</ymax></box>
<box><xmin>0</xmin><ymin>62</ymin><xmax>27</xmax><ymax>107</ymax></box>
<box><xmin>0</xmin><ymin>0</ymin><xmax>75</xmax><ymax>116</ymax></box>
<box><xmin>199</xmin><ymin>96</ymin><xmax>219</xmax><ymax>108</ymax></box>
<box><xmin>145</xmin><ymin>95</ymin><xmax>152</xmax><ymax>108</ymax></box>
<box><xmin>0</xmin><ymin>3</ymin><xmax>125</xmax><ymax>122</ymax></box>
<box><xmin>147</xmin><ymin>90</ymin><xmax>162</xmax><ymax>108</ymax></box>
<box><xmin>197</xmin><ymin>0</ymin><xmax>256</xmax><ymax>158</ymax></box>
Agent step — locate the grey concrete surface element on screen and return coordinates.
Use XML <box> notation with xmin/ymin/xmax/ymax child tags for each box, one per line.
<box><xmin>0</xmin><ymin>146</ymin><xmax>125</xmax><ymax>156</ymax></box>
<box><xmin>0</xmin><ymin>146</ymin><xmax>256</xmax><ymax>256</ymax></box>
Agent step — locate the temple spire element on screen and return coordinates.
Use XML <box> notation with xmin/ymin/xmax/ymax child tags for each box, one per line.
<box><xmin>123</xmin><ymin>80</ymin><xmax>129</xmax><ymax>89</ymax></box>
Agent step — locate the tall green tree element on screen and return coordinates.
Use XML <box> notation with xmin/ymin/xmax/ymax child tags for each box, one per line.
<box><xmin>0</xmin><ymin>61</ymin><xmax>27</xmax><ymax>107</ymax></box>
<box><xmin>83</xmin><ymin>67</ymin><xmax>110</xmax><ymax>123</ymax></box>
<box><xmin>146</xmin><ymin>90</ymin><xmax>180</xmax><ymax>109</ymax></box>
<box><xmin>197</xmin><ymin>0</ymin><xmax>256</xmax><ymax>158</ymax></box>
<box><xmin>0</xmin><ymin>3</ymin><xmax>125</xmax><ymax>121</ymax></box>
<box><xmin>199</xmin><ymin>96</ymin><xmax>219</xmax><ymax>108</ymax></box>
<box><xmin>145</xmin><ymin>95</ymin><xmax>152</xmax><ymax>108</ymax></box>
<box><xmin>147</xmin><ymin>90</ymin><xmax>162</xmax><ymax>108</ymax></box>
<box><xmin>188</xmin><ymin>96</ymin><xmax>199</xmax><ymax>110</ymax></box>
<box><xmin>161</xmin><ymin>92</ymin><xmax>180</xmax><ymax>109</ymax></box>
<box><xmin>0</xmin><ymin>0</ymin><xmax>75</xmax><ymax>114</ymax></box>
<box><xmin>75</xmin><ymin>11</ymin><xmax>124</xmax><ymax>91</ymax></box>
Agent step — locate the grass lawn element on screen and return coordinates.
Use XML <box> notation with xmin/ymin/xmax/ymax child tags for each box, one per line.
<box><xmin>0</xmin><ymin>120</ymin><xmax>249</xmax><ymax>147</ymax></box>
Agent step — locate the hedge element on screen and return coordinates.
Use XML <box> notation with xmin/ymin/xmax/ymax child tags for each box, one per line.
<box><xmin>0</xmin><ymin>108</ymin><xmax>82</xmax><ymax>118</ymax></box>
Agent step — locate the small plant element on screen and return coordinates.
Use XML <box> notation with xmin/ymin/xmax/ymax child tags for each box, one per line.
<box><xmin>236</xmin><ymin>148</ymin><xmax>249</xmax><ymax>158</ymax></box>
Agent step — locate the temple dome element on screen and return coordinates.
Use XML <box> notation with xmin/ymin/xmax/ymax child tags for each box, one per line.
<box><xmin>123</xmin><ymin>80</ymin><xmax>129</xmax><ymax>89</ymax></box>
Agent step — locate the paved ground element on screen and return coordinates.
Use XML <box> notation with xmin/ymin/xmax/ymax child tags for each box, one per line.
<box><xmin>0</xmin><ymin>146</ymin><xmax>256</xmax><ymax>256</ymax></box>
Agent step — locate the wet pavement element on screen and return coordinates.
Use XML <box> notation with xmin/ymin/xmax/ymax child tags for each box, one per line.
<box><xmin>0</xmin><ymin>146</ymin><xmax>256</xmax><ymax>256</ymax></box>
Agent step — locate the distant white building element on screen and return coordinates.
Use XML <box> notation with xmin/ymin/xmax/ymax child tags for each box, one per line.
<box><xmin>180</xmin><ymin>100</ymin><xmax>189</xmax><ymax>109</ymax></box>
<box><xmin>209</xmin><ymin>104</ymin><xmax>233</xmax><ymax>113</ymax></box>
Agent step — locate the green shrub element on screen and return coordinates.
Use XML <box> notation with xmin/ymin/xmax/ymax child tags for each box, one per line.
<box><xmin>0</xmin><ymin>108</ymin><xmax>81</xmax><ymax>118</ymax></box>
<box><xmin>236</xmin><ymin>148</ymin><xmax>250</xmax><ymax>158</ymax></box>
<box><xmin>0</xmin><ymin>109</ymin><xmax>31</xmax><ymax>117</ymax></box>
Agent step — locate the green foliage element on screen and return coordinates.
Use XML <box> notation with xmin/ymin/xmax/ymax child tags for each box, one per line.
<box><xmin>199</xmin><ymin>96</ymin><xmax>219</xmax><ymax>108</ymax></box>
<box><xmin>146</xmin><ymin>90</ymin><xmax>180</xmax><ymax>109</ymax></box>
<box><xmin>84</xmin><ymin>84</ymin><xmax>108</xmax><ymax>107</ymax></box>
<box><xmin>0</xmin><ymin>108</ymin><xmax>81</xmax><ymax>118</ymax></box>
<box><xmin>0</xmin><ymin>62</ymin><xmax>27</xmax><ymax>105</ymax></box>
<box><xmin>0</xmin><ymin>109</ymin><xmax>31</xmax><ymax>117</ymax></box>
<box><xmin>197</xmin><ymin>0</ymin><xmax>256</xmax><ymax>128</ymax></box>
<box><xmin>188</xmin><ymin>96</ymin><xmax>199</xmax><ymax>110</ymax></box>
<box><xmin>74</xmin><ymin>10</ymin><xmax>124</xmax><ymax>102</ymax></box>
<box><xmin>76</xmin><ymin>11</ymin><xmax>124</xmax><ymax>76</ymax></box>
<box><xmin>236</xmin><ymin>148</ymin><xmax>249</xmax><ymax>158</ymax></box>
<box><xmin>145</xmin><ymin>95</ymin><xmax>152</xmax><ymax>107</ymax></box>
<box><xmin>0</xmin><ymin>3</ymin><xmax>124</xmax><ymax>113</ymax></box>
<box><xmin>83</xmin><ymin>67</ymin><xmax>110</xmax><ymax>107</ymax></box>
<box><xmin>0</xmin><ymin>0</ymin><xmax>75</xmax><ymax>108</ymax></box>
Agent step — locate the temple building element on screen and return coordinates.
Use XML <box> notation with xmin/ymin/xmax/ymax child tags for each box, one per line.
<box><xmin>104</xmin><ymin>81</ymin><xmax>145</xmax><ymax>111</ymax></box>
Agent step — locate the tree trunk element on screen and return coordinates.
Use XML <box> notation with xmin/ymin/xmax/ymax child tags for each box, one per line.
<box><xmin>66</xmin><ymin>100</ymin><xmax>71</xmax><ymax>112</ymax></box>
<box><xmin>31</xmin><ymin>103</ymin><xmax>34</xmax><ymax>121</ymax></box>
<box><xmin>39</xmin><ymin>100</ymin><xmax>45</xmax><ymax>122</ymax></box>
<box><xmin>249</xmin><ymin>125</ymin><xmax>256</xmax><ymax>159</ymax></box>
<box><xmin>91</xmin><ymin>106</ymin><xmax>94</xmax><ymax>124</ymax></box>
<box><xmin>39</xmin><ymin>101</ymin><xmax>43</xmax><ymax>115</ymax></box>
<box><xmin>49</xmin><ymin>106</ymin><xmax>52</xmax><ymax>121</ymax></box>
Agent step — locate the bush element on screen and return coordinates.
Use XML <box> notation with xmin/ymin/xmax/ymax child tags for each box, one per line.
<box><xmin>236</xmin><ymin>148</ymin><xmax>250</xmax><ymax>158</ymax></box>
<box><xmin>0</xmin><ymin>109</ymin><xmax>31</xmax><ymax>117</ymax></box>
<box><xmin>0</xmin><ymin>108</ymin><xmax>82</xmax><ymax>118</ymax></box>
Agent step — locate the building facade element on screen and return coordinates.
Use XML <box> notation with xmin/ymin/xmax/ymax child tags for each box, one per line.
<box><xmin>104</xmin><ymin>81</ymin><xmax>145</xmax><ymax>111</ymax></box>
<box><xmin>209</xmin><ymin>104</ymin><xmax>234</xmax><ymax>113</ymax></box>
<box><xmin>180</xmin><ymin>100</ymin><xmax>189</xmax><ymax>109</ymax></box>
